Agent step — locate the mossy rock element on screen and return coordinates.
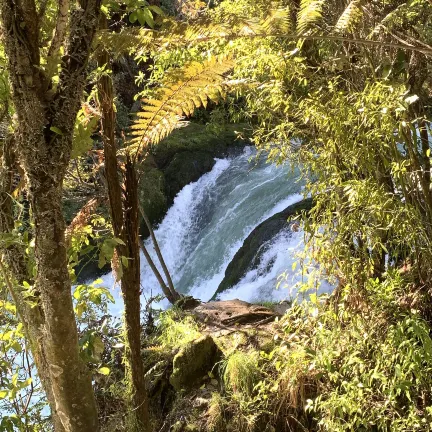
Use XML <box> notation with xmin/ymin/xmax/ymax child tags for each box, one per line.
<box><xmin>152</xmin><ymin>122</ymin><xmax>248</xmax><ymax>168</ymax></box>
<box><xmin>164</xmin><ymin>151</ymin><xmax>216</xmax><ymax>202</ymax></box>
<box><xmin>138</xmin><ymin>155</ymin><xmax>169</xmax><ymax>237</ymax></box>
<box><xmin>170</xmin><ymin>335</ymin><xmax>222</xmax><ymax>391</ymax></box>
<box><xmin>212</xmin><ymin>198</ymin><xmax>314</xmax><ymax>299</ymax></box>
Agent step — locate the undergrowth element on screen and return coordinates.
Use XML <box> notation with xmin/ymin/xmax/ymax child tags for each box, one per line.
<box><xmin>99</xmin><ymin>273</ymin><xmax>432</xmax><ymax>432</ymax></box>
<box><xmin>156</xmin><ymin>308</ymin><xmax>202</xmax><ymax>349</ymax></box>
<box><xmin>199</xmin><ymin>272</ymin><xmax>432</xmax><ymax>431</ymax></box>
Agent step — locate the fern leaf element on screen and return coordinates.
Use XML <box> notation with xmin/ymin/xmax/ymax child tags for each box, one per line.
<box><xmin>95</xmin><ymin>9</ymin><xmax>293</xmax><ymax>58</ymax></box>
<box><xmin>335</xmin><ymin>1</ymin><xmax>363</xmax><ymax>33</ymax></box>
<box><xmin>123</xmin><ymin>58</ymin><xmax>234</xmax><ymax>158</ymax></box>
<box><xmin>261</xmin><ymin>8</ymin><xmax>292</xmax><ymax>34</ymax></box>
<box><xmin>297</xmin><ymin>0</ymin><xmax>325</xmax><ymax>35</ymax></box>
<box><xmin>369</xmin><ymin>4</ymin><xmax>409</xmax><ymax>38</ymax></box>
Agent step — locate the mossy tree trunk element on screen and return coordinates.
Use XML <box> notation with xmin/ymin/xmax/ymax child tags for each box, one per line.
<box><xmin>0</xmin><ymin>137</ymin><xmax>66</xmax><ymax>432</ymax></box>
<box><xmin>0</xmin><ymin>0</ymin><xmax>102</xmax><ymax>429</ymax></box>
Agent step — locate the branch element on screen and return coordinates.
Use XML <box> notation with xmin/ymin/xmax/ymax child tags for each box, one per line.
<box><xmin>47</xmin><ymin>0</ymin><xmax>70</xmax><ymax>76</ymax></box>
<box><xmin>139</xmin><ymin>204</ymin><xmax>180</xmax><ymax>303</ymax></box>
<box><xmin>194</xmin><ymin>33</ymin><xmax>432</xmax><ymax>57</ymax></box>
<box><xmin>51</xmin><ymin>0</ymin><xmax>102</xmax><ymax>132</ymax></box>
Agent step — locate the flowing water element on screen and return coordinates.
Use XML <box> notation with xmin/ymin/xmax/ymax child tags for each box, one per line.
<box><xmin>103</xmin><ymin>147</ymin><xmax>311</xmax><ymax>313</ymax></box>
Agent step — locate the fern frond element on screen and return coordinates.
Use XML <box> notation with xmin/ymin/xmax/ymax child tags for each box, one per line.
<box><xmin>297</xmin><ymin>0</ymin><xmax>325</xmax><ymax>35</ymax></box>
<box><xmin>95</xmin><ymin>10</ymin><xmax>293</xmax><ymax>58</ymax></box>
<box><xmin>261</xmin><ymin>8</ymin><xmax>292</xmax><ymax>34</ymax></box>
<box><xmin>335</xmin><ymin>1</ymin><xmax>363</xmax><ymax>33</ymax></box>
<box><xmin>94</xmin><ymin>28</ymin><xmax>155</xmax><ymax>58</ymax></box>
<box><xmin>123</xmin><ymin>58</ymin><xmax>234</xmax><ymax>158</ymax></box>
<box><xmin>369</xmin><ymin>4</ymin><xmax>409</xmax><ymax>38</ymax></box>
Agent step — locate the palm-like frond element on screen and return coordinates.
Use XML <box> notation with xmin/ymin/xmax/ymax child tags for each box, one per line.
<box><xmin>94</xmin><ymin>10</ymin><xmax>292</xmax><ymax>58</ymax></box>
<box><xmin>335</xmin><ymin>0</ymin><xmax>363</xmax><ymax>33</ymax></box>
<box><xmin>124</xmin><ymin>58</ymin><xmax>234</xmax><ymax>157</ymax></box>
<box><xmin>369</xmin><ymin>3</ymin><xmax>410</xmax><ymax>37</ymax></box>
<box><xmin>262</xmin><ymin>8</ymin><xmax>292</xmax><ymax>34</ymax></box>
<box><xmin>297</xmin><ymin>0</ymin><xmax>325</xmax><ymax>35</ymax></box>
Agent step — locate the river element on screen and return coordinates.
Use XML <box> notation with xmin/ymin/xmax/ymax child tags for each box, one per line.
<box><xmin>102</xmin><ymin>147</ymin><xmax>310</xmax><ymax>313</ymax></box>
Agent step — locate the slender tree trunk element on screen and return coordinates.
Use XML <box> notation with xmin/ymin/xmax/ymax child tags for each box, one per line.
<box><xmin>123</xmin><ymin>159</ymin><xmax>150</xmax><ymax>428</ymax></box>
<box><xmin>138</xmin><ymin>236</ymin><xmax>179</xmax><ymax>304</ymax></box>
<box><xmin>97</xmin><ymin>25</ymin><xmax>150</xmax><ymax>429</ymax></box>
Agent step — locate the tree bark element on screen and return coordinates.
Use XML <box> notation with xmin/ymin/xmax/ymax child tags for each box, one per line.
<box><xmin>0</xmin><ymin>0</ymin><xmax>102</xmax><ymax>429</ymax></box>
<box><xmin>0</xmin><ymin>136</ymin><xmax>66</xmax><ymax>432</ymax></box>
<box><xmin>97</xmin><ymin>27</ymin><xmax>150</xmax><ymax>429</ymax></box>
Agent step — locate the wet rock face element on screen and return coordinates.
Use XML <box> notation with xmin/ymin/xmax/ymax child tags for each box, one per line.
<box><xmin>213</xmin><ymin>198</ymin><xmax>314</xmax><ymax>299</ymax></box>
<box><xmin>164</xmin><ymin>151</ymin><xmax>216</xmax><ymax>202</ymax></box>
<box><xmin>169</xmin><ymin>335</ymin><xmax>222</xmax><ymax>391</ymax></box>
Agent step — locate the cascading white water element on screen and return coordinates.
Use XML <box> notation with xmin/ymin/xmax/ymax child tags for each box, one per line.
<box><xmin>104</xmin><ymin>147</ymin><xmax>312</xmax><ymax>313</ymax></box>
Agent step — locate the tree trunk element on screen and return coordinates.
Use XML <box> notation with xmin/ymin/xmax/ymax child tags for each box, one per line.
<box><xmin>0</xmin><ymin>0</ymin><xmax>102</xmax><ymax>428</ymax></box>
<box><xmin>0</xmin><ymin>136</ymin><xmax>66</xmax><ymax>432</ymax></box>
<box><xmin>30</xmin><ymin>170</ymin><xmax>99</xmax><ymax>432</ymax></box>
<box><xmin>139</xmin><ymin>205</ymin><xmax>181</xmax><ymax>304</ymax></box>
<box><xmin>97</xmin><ymin>28</ymin><xmax>150</xmax><ymax>429</ymax></box>
<box><xmin>123</xmin><ymin>159</ymin><xmax>150</xmax><ymax>429</ymax></box>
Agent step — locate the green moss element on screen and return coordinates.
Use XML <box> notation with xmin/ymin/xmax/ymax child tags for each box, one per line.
<box><xmin>152</xmin><ymin>122</ymin><xmax>248</xmax><ymax>168</ymax></box>
<box><xmin>170</xmin><ymin>335</ymin><xmax>221</xmax><ymax>391</ymax></box>
<box><xmin>138</xmin><ymin>155</ymin><xmax>168</xmax><ymax>235</ymax></box>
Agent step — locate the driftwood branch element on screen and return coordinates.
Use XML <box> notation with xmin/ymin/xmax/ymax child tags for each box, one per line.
<box><xmin>139</xmin><ymin>203</ymin><xmax>180</xmax><ymax>302</ymax></box>
<box><xmin>138</xmin><ymin>236</ymin><xmax>179</xmax><ymax>304</ymax></box>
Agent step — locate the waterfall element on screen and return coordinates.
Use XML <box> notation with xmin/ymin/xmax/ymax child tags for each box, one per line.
<box><xmin>103</xmin><ymin>147</ymin><xmax>311</xmax><ymax>313</ymax></box>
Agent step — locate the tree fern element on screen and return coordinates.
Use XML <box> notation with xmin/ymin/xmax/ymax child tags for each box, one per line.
<box><xmin>335</xmin><ymin>0</ymin><xmax>363</xmax><ymax>33</ymax></box>
<box><xmin>124</xmin><ymin>58</ymin><xmax>234</xmax><ymax>158</ymax></box>
<box><xmin>94</xmin><ymin>10</ymin><xmax>292</xmax><ymax>58</ymax></box>
<box><xmin>297</xmin><ymin>0</ymin><xmax>325</xmax><ymax>35</ymax></box>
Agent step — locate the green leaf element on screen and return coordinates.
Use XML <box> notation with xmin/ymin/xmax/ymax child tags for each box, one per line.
<box><xmin>136</xmin><ymin>9</ymin><xmax>146</xmax><ymax>26</ymax></box>
<box><xmin>143</xmin><ymin>8</ymin><xmax>154</xmax><ymax>28</ymax></box>
<box><xmin>149</xmin><ymin>5</ymin><xmax>164</xmax><ymax>15</ymax></box>
<box><xmin>113</xmin><ymin>238</ymin><xmax>126</xmax><ymax>246</ymax></box>
<box><xmin>0</xmin><ymin>390</ymin><xmax>8</xmax><ymax>399</ymax></box>
<box><xmin>11</xmin><ymin>373</ymin><xmax>18</xmax><ymax>387</ymax></box>
<box><xmin>92</xmin><ymin>336</ymin><xmax>105</xmax><ymax>360</ymax></box>
<box><xmin>10</xmin><ymin>341</ymin><xmax>22</xmax><ymax>353</ymax></box>
<box><xmin>121</xmin><ymin>255</ymin><xmax>129</xmax><ymax>268</ymax></box>
<box><xmin>50</xmin><ymin>126</ymin><xmax>64</xmax><ymax>135</ymax></box>
<box><xmin>98</xmin><ymin>367</ymin><xmax>110</xmax><ymax>375</ymax></box>
<box><xmin>129</xmin><ymin>11</ymin><xmax>138</xmax><ymax>23</ymax></box>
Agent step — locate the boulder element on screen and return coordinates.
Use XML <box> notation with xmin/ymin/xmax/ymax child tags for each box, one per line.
<box><xmin>152</xmin><ymin>122</ymin><xmax>247</xmax><ymax>168</ymax></box>
<box><xmin>169</xmin><ymin>335</ymin><xmax>222</xmax><ymax>391</ymax></box>
<box><xmin>192</xmin><ymin>299</ymin><xmax>278</xmax><ymax>326</ymax></box>
<box><xmin>212</xmin><ymin>198</ymin><xmax>314</xmax><ymax>299</ymax></box>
